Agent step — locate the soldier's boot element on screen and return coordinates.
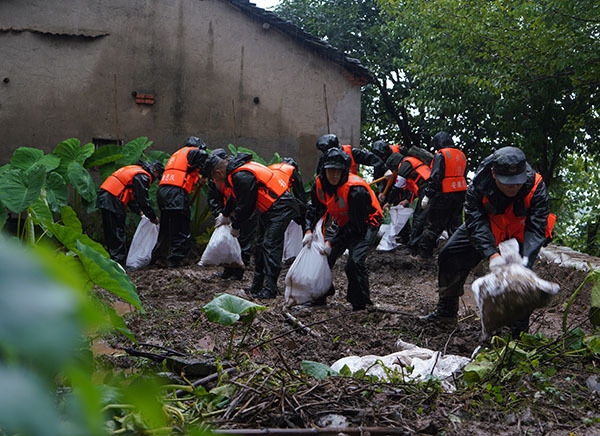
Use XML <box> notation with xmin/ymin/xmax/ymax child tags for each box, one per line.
<box><xmin>420</xmin><ymin>296</ymin><xmax>459</xmax><ymax>321</ymax></box>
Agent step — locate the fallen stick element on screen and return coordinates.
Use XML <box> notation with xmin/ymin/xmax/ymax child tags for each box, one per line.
<box><xmin>249</xmin><ymin>313</ymin><xmax>346</xmax><ymax>351</ymax></box>
<box><xmin>175</xmin><ymin>367</ymin><xmax>237</xmax><ymax>397</ymax></box>
<box><xmin>283</xmin><ymin>312</ymin><xmax>321</xmax><ymax>338</ymax></box>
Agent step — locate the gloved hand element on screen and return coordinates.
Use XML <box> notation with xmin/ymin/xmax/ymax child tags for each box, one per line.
<box><xmin>302</xmin><ymin>231</ymin><xmax>312</xmax><ymax>248</ymax></box>
<box><xmin>230</xmin><ymin>227</ymin><xmax>240</xmax><ymax>238</ymax></box>
<box><xmin>421</xmin><ymin>196</ymin><xmax>430</xmax><ymax>209</ymax></box>
<box><xmin>320</xmin><ymin>241</ymin><xmax>332</xmax><ymax>256</ymax></box>
<box><xmin>384</xmin><ymin>169</ymin><xmax>393</xmax><ymax>179</ymax></box>
<box><xmin>489</xmin><ymin>253</ymin><xmax>506</xmax><ymax>270</ymax></box>
<box><xmin>215</xmin><ymin>213</ymin><xmax>230</xmax><ymax>228</ymax></box>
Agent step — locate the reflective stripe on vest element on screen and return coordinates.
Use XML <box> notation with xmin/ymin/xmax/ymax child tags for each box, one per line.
<box><xmin>403</xmin><ymin>156</ymin><xmax>431</xmax><ymax>198</ymax></box>
<box><xmin>268</xmin><ymin>162</ymin><xmax>295</xmax><ymax>188</ymax></box>
<box><xmin>100</xmin><ymin>165</ymin><xmax>151</xmax><ymax>206</ymax></box>
<box><xmin>315</xmin><ymin>174</ymin><xmax>383</xmax><ymax>227</ymax></box>
<box><xmin>229</xmin><ymin>161</ymin><xmax>289</xmax><ymax>213</ymax></box>
<box><xmin>484</xmin><ymin>173</ymin><xmax>556</xmax><ymax>245</ymax></box>
<box><xmin>438</xmin><ymin>147</ymin><xmax>467</xmax><ymax>193</ymax></box>
<box><xmin>159</xmin><ymin>147</ymin><xmax>199</xmax><ymax>194</ymax></box>
<box><xmin>341</xmin><ymin>144</ymin><xmax>358</xmax><ymax>174</ymax></box>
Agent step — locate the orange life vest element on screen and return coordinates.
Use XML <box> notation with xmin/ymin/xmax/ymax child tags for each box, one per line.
<box><xmin>315</xmin><ymin>174</ymin><xmax>383</xmax><ymax>227</ymax></box>
<box><xmin>159</xmin><ymin>147</ymin><xmax>200</xmax><ymax>194</ymax></box>
<box><xmin>268</xmin><ymin>162</ymin><xmax>295</xmax><ymax>188</ymax></box>
<box><xmin>402</xmin><ymin>156</ymin><xmax>431</xmax><ymax>199</ymax></box>
<box><xmin>100</xmin><ymin>165</ymin><xmax>151</xmax><ymax>206</ymax></box>
<box><xmin>215</xmin><ymin>181</ymin><xmax>233</xmax><ymax>206</ymax></box>
<box><xmin>390</xmin><ymin>144</ymin><xmax>401</xmax><ymax>154</ymax></box>
<box><xmin>341</xmin><ymin>144</ymin><xmax>358</xmax><ymax>174</ymax></box>
<box><xmin>228</xmin><ymin>161</ymin><xmax>289</xmax><ymax>213</ymax></box>
<box><xmin>483</xmin><ymin>173</ymin><xmax>556</xmax><ymax>245</ymax></box>
<box><xmin>437</xmin><ymin>147</ymin><xmax>467</xmax><ymax>192</ymax></box>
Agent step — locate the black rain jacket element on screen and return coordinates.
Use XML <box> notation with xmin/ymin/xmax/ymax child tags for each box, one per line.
<box><xmin>464</xmin><ymin>153</ymin><xmax>550</xmax><ymax>260</ymax></box>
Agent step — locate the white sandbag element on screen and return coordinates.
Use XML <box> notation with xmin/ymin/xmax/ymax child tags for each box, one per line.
<box><xmin>376</xmin><ymin>205</ymin><xmax>413</xmax><ymax>251</ymax></box>
<box><xmin>126</xmin><ymin>215</ymin><xmax>159</xmax><ymax>270</ymax></box>
<box><xmin>330</xmin><ymin>339</ymin><xmax>470</xmax><ymax>392</ymax></box>
<box><xmin>471</xmin><ymin>238</ymin><xmax>560</xmax><ymax>340</ymax></box>
<box><xmin>198</xmin><ymin>224</ymin><xmax>243</xmax><ymax>267</ymax></box>
<box><xmin>282</xmin><ymin>221</ymin><xmax>303</xmax><ymax>262</ymax></box>
<box><xmin>284</xmin><ymin>218</ymin><xmax>332</xmax><ymax>306</ymax></box>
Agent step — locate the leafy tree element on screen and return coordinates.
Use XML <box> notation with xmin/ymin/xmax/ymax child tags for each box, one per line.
<box><xmin>378</xmin><ymin>0</ymin><xmax>600</xmax><ymax>184</ymax></box>
<box><xmin>275</xmin><ymin>0</ymin><xmax>421</xmax><ymax>148</ymax></box>
<box><xmin>551</xmin><ymin>152</ymin><xmax>600</xmax><ymax>255</ymax></box>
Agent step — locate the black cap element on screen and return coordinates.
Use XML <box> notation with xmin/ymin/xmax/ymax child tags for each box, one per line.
<box><xmin>183</xmin><ymin>136</ymin><xmax>206</xmax><ymax>149</ymax></box>
<box><xmin>385</xmin><ymin>152</ymin><xmax>404</xmax><ymax>172</ymax></box>
<box><xmin>492</xmin><ymin>146</ymin><xmax>527</xmax><ymax>184</ymax></box>
<box><xmin>371</xmin><ymin>140</ymin><xmax>391</xmax><ymax>160</ymax></box>
<box><xmin>316</xmin><ymin>134</ymin><xmax>339</xmax><ymax>153</ymax></box>
<box><xmin>282</xmin><ymin>156</ymin><xmax>298</xmax><ymax>169</ymax></box>
<box><xmin>431</xmin><ymin>131</ymin><xmax>454</xmax><ymax>150</ymax></box>
<box><xmin>322</xmin><ymin>148</ymin><xmax>348</xmax><ymax>170</ymax></box>
<box><xmin>201</xmin><ymin>152</ymin><xmax>222</xmax><ymax>178</ymax></box>
<box><xmin>210</xmin><ymin>148</ymin><xmax>229</xmax><ymax>159</ymax></box>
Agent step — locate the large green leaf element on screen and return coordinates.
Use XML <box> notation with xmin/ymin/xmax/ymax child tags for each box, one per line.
<box><xmin>29</xmin><ymin>197</ymin><xmax>54</xmax><ymax>232</ymax></box>
<box><xmin>61</xmin><ymin>206</ymin><xmax>83</xmax><ymax>234</ymax></box>
<box><xmin>46</xmin><ymin>172</ymin><xmax>69</xmax><ymax>213</ymax></box>
<box><xmin>301</xmin><ymin>361</ymin><xmax>339</xmax><ymax>380</ymax></box>
<box><xmin>47</xmin><ymin>220</ymin><xmax>108</xmax><ymax>258</ymax></box>
<box><xmin>10</xmin><ymin>147</ymin><xmax>43</xmax><ymax>169</ymax></box>
<box><xmin>0</xmin><ymin>164</ymin><xmax>46</xmax><ymax>213</ymax></box>
<box><xmin>67</xmin><ymin>161</ymin><xmax>96</xmax><ymax>204</ymax></box>
<box><xmin>0</xmin><ymin>237</ymin><xmax>81</xmax><ymax>373</ymax></box>
<box><xmin>115</xmin><ymin>137</ymin><xmax>152</xmax><ymax>167</ymax></box>
<box><xmin>202</xmin><ymin>294</ymin><xmax>267</xmax><ymax>326</ymax></box>
<box><xmin>75</xmin><ymin>240</ymin><xmax>143</xmax><ymax>312</ymax></box>
<box><xmin>52</xmin><ymin>139</ymin><xmax>94</xmax><ymax>177</ymax></box>
<box><xmin>0</xmin><ymin>367</ymin><xmax>64</xmax><ymax>436</ymax></box>
<box><xmin>11</xmin><ymin>148</ymin><xmax>60</xmax><ymax>173</ymax></box>
<box><xmin>463</xmin><ymin>360</ymin><xmax>495</xmax><ymax>384</ymax></box>
<box><xmin>85</xmin><ymin>144</ymin><xmax>125</xmax><ymax>168</ymax></box>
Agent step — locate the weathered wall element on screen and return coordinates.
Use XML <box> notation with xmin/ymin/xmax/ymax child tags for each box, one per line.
<box><xmin>0</xmin><ymin>0</ymin><xmax>362</xmax><ymax>176</ymax></box>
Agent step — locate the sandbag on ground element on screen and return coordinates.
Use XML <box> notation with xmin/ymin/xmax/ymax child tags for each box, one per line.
<box><xmin>472</xmin><ymin>239</ymin><xmax>560</xmax><ymax>340</ymax></box>
<box><xmin>330</xmin><ymin>339</ymin><xmax>471</xmax><ymax>392</ymax></box>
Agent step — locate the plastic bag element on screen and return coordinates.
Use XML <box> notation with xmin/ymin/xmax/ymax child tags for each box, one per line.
<box><xmin>376</xmin><ymin>205</ymin><xmax>413</xmax><ymax>251</ymax></box>
<box><xmin>471</xmin><ymin>239</ymin><xmax>560</xmax><ymax>339</ymax></box>
<box><xmin>330</xmin><ymin>339</ymin><xmax>470</xmax><ymax>392</ymax></box>
<box><xmin>282</xmin><ymin>221</ymin><xmax>303</xmax><ymax>262</ymax></box>
<box><xmin>198</xmin><ymin>224</ymin><xmax>243</xmax><ymax>267</ymax></box>
<box><xmin>126</xmin><ymin>215</ymin><xmax>159</xmax><ymax>270</ymax></box>
<box><xmin>284</xmin><ymin>218</ymin><xmax>332</xmax><ymax>306</ymax></box>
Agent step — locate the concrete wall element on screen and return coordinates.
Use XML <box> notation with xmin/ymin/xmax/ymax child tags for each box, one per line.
<box><xmin>0</xmin><ymin>0</ymin><xmax>362</xmax><ymax>176</ymax></box>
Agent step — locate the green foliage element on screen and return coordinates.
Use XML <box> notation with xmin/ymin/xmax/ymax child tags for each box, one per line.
<box><xmin>202</xmin><ymin>294</ymin><xmax>266</xmax><ymax>327</ymax></box>
<box><xmin>301</xmin><ymin>361</ymin><xmax>339</xmax><ymax>380</ymax></box>
<box><xmin>202</xmin><ymin>294</ymin><xmax>267</xmax><ymax>358</ymax></box>
<box><xmin>551</xmin><ymin>152</ymin><xmax>600</xmax><ymax>256</ymax></box>
<box><xmin>378</xmin><ymin>0</ymin><xmax>600</xmax><ymax>182</ymax></box>
<box><xmin>0</xmin><ymin>163</ymin><xmax>47</xmax><ymax>213</ymax></box>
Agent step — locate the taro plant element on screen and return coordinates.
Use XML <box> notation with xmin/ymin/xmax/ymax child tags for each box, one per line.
<box><xmin>202</xmin><ymin>294</ymin><xmax>267</xmax><ymax>359</ymax></box>
<box><xmin>0</xmin><ymin>137</ymin><xmax>167</xmax><ymax>339</ymax></box>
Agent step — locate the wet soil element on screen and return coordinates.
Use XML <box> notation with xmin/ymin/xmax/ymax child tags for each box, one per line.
<box><xmin>100</xmin><ymin>246</ymin><xmax>600</xmax><ymax>435</ymax></box>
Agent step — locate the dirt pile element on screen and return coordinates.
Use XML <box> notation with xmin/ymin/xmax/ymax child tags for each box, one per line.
<box><xmin>100</xmin><ymin>245</ymin><xmax>599</xmax><ymax>434</ymax></box>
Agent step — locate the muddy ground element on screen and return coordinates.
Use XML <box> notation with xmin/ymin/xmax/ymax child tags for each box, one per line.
<box><xmin>100</xmin><ymin>245</ymin><xmax>600</xmax><ymax>435</ymax></box>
